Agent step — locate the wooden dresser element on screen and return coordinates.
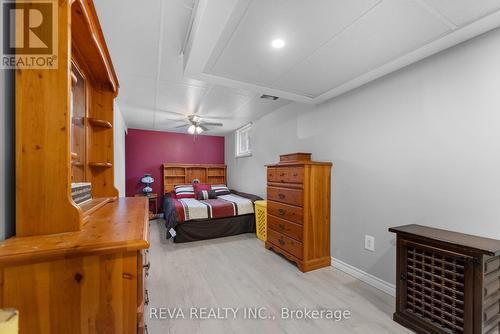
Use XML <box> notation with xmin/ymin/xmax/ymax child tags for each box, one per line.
<box><xmin>0</xmin><ymin>0</ymin><xmax>150</xmax><ymax>332</ymax></box>
<box><xmin>390</xmin><ymin>225</ymin><xmax>500</xmax><ymax>334</ymax></box>
<box><xmin>265</xmin><ymin>153</ymin><xmax>332</xmax><ymax>272</ymax></box>
<box><xmin>0</xmin><ymin>198</ymin><xmax>150</xmax><ymax>333</ymax></box>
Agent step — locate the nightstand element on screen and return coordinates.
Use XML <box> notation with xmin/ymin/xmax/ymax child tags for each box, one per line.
<box><xmin>134</xmin><ymin>193</ymin><xmax>158</xmax><ymax>219</ymax></box>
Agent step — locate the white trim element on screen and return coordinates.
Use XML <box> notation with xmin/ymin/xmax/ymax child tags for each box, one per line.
<box><xmin>331</xmin><ymin>257</ymin><xmax>395</xmax><ymax>297</ymax></box>
<box><xmin>235</xmin><ymin>123</ymin><xmax>252</xmax><ymax>158</ymax></box>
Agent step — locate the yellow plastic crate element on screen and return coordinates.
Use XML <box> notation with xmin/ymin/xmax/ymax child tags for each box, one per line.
<box><xmin>254</xmin><ymin>200</ymin><xmax>267</xmax><ymax>241</ymax></box>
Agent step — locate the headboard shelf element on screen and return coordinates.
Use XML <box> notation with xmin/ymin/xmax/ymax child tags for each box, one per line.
<box><xmin>163</xmin><ymin>163</ymin><xmax>227</xmax><ymax>193</ymax></box>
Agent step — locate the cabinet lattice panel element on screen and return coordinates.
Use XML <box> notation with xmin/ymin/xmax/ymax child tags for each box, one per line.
<box><xmin>406</xmin><ymin>245</ymin><xmax>466</xmax><ymax>333</ymax></box>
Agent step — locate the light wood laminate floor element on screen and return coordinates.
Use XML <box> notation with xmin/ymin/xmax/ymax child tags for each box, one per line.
<box><xmin>145</xmin><ymin>220</ymin><xmax>412</xmax><ymax>334</ymax></box>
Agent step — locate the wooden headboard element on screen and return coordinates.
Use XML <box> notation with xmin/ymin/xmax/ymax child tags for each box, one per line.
<box><xmin>163</xmin><ymin>163</ymin><xmax>227</xmax><ymax>194</ymax></box>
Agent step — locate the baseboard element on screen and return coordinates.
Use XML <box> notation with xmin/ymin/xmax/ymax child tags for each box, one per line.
<box><xmin>331</xmin><ymin>257</ymin><xmax>396</xmax><ymax>297</ymax></box>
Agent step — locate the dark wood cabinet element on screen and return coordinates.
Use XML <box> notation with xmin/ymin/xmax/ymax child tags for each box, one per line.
<box><xmin>390</xmin><ymin>224</ymin><xmax>500</xmax><ymax>334</ymax></box>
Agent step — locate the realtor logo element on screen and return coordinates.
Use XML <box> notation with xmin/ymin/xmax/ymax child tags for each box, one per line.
<box><xmin>1</xmin><ymin>0</ymin><xmax>58</xmax><ymax>69</ymax></box>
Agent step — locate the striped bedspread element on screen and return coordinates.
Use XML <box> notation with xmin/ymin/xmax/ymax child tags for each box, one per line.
<box><xmin>174</xmin><ymin>194</ymin><xmax>254</xmax><ymax>223</ymax></box>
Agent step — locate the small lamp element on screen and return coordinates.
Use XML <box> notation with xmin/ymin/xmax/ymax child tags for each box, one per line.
<box><xmin>141</xmin><ymin>174</ymin><xmax>154</xmax><ymax>196</ymax></box>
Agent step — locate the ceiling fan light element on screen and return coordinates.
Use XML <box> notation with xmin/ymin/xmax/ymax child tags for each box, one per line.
<box><xmin>195</xmin><ymin>126</ymin><xmax>203</xmax><ymax>134</ymax></box>
<box><xmin>188</xmin><ymin>125</ymin><xmax>196</xmax><ymax>134</ymax></box>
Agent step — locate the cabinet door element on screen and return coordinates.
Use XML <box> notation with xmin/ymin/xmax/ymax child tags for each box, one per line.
<box><xmin>397</xmin><ymin>238</ymin><xmax>474</xmax><ymax>334</ymax></box>
<box><xmin>1</xmin><ymin>253</ymin><xmax>138</xmax><ymax>334</ymax></box>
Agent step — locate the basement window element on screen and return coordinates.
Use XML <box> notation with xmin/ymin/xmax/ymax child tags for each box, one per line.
<box><xmin>235</xmin><ymin>123</ymin><xmax>252</xmax><ymax>158</ymax></box>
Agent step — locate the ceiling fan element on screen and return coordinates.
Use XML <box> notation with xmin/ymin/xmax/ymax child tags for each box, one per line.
<box><xmin>172</xmin><ymin>115</ymin><xmax>223</xmax><ymax>134</ymax></box>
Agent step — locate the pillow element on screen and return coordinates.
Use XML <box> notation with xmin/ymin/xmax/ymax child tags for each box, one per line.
<box><xmin>193</xmin><ymin>183</ymin><xmax>211</xmax><ymax>195</ymax></box>
<box><xmin>211</xmin><ymin>184</ymin><xmax>230</xmax><ymax>196</ymax></box>
<box><xmin>197</xmin><ymin>190</ymin><xmax>217</xmax><ymax>200</ymax></box>
<box><xmin>174</xmin><ymin>184</ymin><xmax>195</xmax><ymax>199</ymax></box>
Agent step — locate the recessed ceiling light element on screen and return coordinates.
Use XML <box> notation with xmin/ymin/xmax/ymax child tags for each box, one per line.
<box><xmin>271</xmin><ymin>39</ymin><xmax>285</xmax><ymax>49</ymax></box>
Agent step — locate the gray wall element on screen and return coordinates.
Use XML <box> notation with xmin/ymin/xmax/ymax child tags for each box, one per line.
<box><xmin>0</xmin><ymin>69</ymin><xmax>15</xmax><ymax>240</ymax></box>
<box><xmin>225</xmin><ymin>27</ymin><xmax>500</xmax><ymax>285</ymax></box>
<box><xmin>114</xmin><ymin>101</ymin><xmax>127</xmax><ymax>197</ymax></box>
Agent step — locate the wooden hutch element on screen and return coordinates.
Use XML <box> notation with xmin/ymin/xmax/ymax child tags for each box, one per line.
<box><xmin>0</xmin><ymin>0</ymin><xmax>149</xmax><ymax>333</ymax></box>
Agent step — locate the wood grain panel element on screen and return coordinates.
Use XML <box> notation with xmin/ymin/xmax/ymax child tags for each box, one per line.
<box><xmin>267</xmin><ymin>201</ymin><xmax>303</xmax><ymax>225</ymax></box>
<box><xmin>267</xmin><ymin>229</ymin><xmax>303</xmax><ymax>260</ymax></box>
<box><xmin>268</xmin><ymin>215</ymin><xmax>303</xmax><ymax>242</ymax></box>
<box><xmin>163</xmin><ymin>164</ymin><xmax>226</xmax><ymax>193</ymax></box>
<box><xmin>267</xmin><ymin>187</ymin><xmax>303</xmax><ymax>207</ymax></box>
<box><xmin>15</xmin><ymin>0</ymin><xmax>82</xmax><ymax>236</ymax></box>
<box><xmin>1</xmin><ymin>252</ymin><xmax>138</xmax><ymax>334</ymax></box>
<box><xmin>0</xmin><ymin>198</ymin><xmax>149</xmax><ymax>266</ymax></box>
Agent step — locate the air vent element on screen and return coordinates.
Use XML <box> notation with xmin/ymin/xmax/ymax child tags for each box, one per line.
<box><xmin>260</xmin><ymin>94</ymin><xmax>279</xmax><ymax>101</ymax></box>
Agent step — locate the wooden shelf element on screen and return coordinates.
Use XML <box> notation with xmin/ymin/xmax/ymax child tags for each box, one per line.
<box><xmin>79</xmin><ymin>197</ymin><xmax>113</xmax><ymax>219</ymax></box>
<box><xmin>88</xmin><ymin>118</ymin><xmax>112</xmax><ymax>128</ymax></box>
<box><xmin>72</xmin><ymin>161</ymin><xmax>84</xmax><ymax>167</ymax></box>
<box><xmin>89</xmin><ymin>162</ymin><xmax>112</xmax><ymax>168</ymax></box>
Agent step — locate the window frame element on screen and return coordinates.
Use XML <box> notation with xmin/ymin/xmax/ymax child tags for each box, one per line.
<box><xmin>235</xmin><ymin>123</ymin><xmax>252</xmax><ymax>158</ymax></box>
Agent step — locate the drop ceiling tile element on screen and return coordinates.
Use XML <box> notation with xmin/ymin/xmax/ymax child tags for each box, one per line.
<box><xmin>157</xmin><ymin>82</ymin><xmax>207</xmax><ymax>114</ymax></box>
<box><xmin>235</xmin><ymin>96</ymin><xmax>290</xmax><ymax>119</ymax></box>
<box><xmin>118</xmin><ymin>75</ymin><xmax>157</xmax><ymax>109</ymax></box>
<box><xmin>209</xmin><ymin>0</ymin><xmax>380</xmax><ymax>86</ymax></box>
<box><xmin>160</xmin><ymin>55</ymin><xmax>208</xmax><ymax>87</ymax></box>
<box><xmin>422</xmin><ymin>0</ymin><xmax>500</xmax><ymax>26</ymax></box>
<box><xmin>273</xmin><ymin>0</ymin><xmax>451</xmax><ymax>97</ymax></box>
<box><xmin>196</xmin><ymin>85</ymin><xmax>256</xmax><ymax>116</ymax></box>
<box><xmin>94</xmin><ymin>0</ymin><xmax>162</xmax><ymax>78</ymax></box>
<box><xmin>120</xmin><ymin>105</ymin><xmax>155</xmax><ymax>130</ymax></box>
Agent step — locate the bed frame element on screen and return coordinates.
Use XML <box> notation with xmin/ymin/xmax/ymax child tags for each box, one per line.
<box><xmin>163</xmin><ymin>163</ymin><xmax>226</xmax><ymax>193</ymax></box>
<box><xmin>162</xmin><ymin>163</ymin><xmax>260</xmax><ymax>243</ymax></box>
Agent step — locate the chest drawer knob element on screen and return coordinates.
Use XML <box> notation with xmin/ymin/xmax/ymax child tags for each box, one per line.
<box><xmin>74</xmin><ymin>273</ymin><xmax>83</xmax><ymax>283</ymax></box>
<box><xmin>278</xmin><ymin>208</ymin><xmax>286</xmax><ymax>216</ymax></box>
<box><xmin>278</xmin><ymin>223</ymin><xmax>285</xmax><ymax>231</ymax></box>
<box><xmin>278</xmin><ymin>193</ymin><xmax>286</xmax><ymax>200</ymax></box>
<box><xmin>278</xmin><ymin>238</ymin><xmax>285</xmax><ymax>246</ymax></box>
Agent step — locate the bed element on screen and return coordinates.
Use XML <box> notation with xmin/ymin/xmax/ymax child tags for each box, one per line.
<box><xmin>162</xmin><ymin>163</ymin><xmax>261</xmax><ymax>242</ymax></box>
<box><xmin>163</xmin><ymin>189</ymin><xmax>262</xmax><ymax>242</ymax></box>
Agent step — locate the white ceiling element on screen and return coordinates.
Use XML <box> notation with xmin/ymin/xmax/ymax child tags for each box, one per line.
<box><xmin>95</xmin><ymin>0</ymin><xmax>500</xmax><ymax>134</ymax></box>
<box><xmin>94</xmin><ymin>0</ymin><xmax>289</xmax><ymax>135</ymax></box>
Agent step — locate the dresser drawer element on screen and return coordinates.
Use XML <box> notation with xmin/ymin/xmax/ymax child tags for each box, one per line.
<box><xmin>267</xmin><ymin>167</ymin><xmax>303</xmax><ymax>184</ymax></box>
<box><xmin>285</xmin><ymin>167</ymin><xmax>303</xmax><ymax>184</ymax></box>
<box><xmin>267</xmin><ymin>201</ymin><xmax>303</xmax><ymax>224</ymax></box>
<box><xmin>268</xmin><ymin>229</ymin><xmax>303</xmax><ymax>259</ymax></box>
<box><xmin>267</xmin><ymin>187</ymin><xmax>303</xmax><ymax>207</ymax></box>
<box><xmin>268</xmin><ymin>215</ymin><xmax>303</xmax><ymax>242</ymax></box>
<box><xmin>267</xmin><ymin>167</ymin><xmax>289</xmax><ymax>183</ymax></box>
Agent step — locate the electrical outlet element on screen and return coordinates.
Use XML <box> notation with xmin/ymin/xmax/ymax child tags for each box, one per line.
<box><xmin>365</xmin><ymin>235</ymin><xmax>375</xmax><ymax>252</ymax></box>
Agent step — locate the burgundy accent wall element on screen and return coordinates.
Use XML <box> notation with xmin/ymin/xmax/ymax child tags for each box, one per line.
<box><xmin>125</xmin><ymin>129</ymin><xmax>225</xmax><ymax>206</ymax></box>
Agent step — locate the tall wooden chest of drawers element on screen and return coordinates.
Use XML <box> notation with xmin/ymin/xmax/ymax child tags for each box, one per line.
<box><xmin>265</xmin><ymin>153</ymin><xmax>332</xmax><ymax>272</ymax></box>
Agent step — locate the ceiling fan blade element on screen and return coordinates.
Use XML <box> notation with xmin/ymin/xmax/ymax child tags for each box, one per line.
<box><xmin>199</xmin><ymin>125</ymin><xmax>209</xmax><ymax>131</ymax></box>
<box><xmin>174</xmin><ymin>123</ymin><xmax>189</xmax><ymax>128</ymax></box>
<box><xmin>200</xmin><ymin>122</ymin><xmax>223</xmax><ymax>127</ymax></box>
